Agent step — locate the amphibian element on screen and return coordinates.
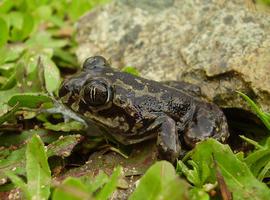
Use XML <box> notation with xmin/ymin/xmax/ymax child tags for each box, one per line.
<box><xmin>59</xmin><ymin>56</ymin><xmax>229</xmax><ymax>162</ymax></box>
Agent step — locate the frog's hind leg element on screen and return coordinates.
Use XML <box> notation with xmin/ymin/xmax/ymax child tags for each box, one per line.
<box><xmin>153</xmin><ymin>114</ymin><xmax>181</xmax><ymax>162</ymax></box>
<box><xmin>163</xmin><ymin>81</ymin><xmax>201</xmax><ymax>97</ymax></box>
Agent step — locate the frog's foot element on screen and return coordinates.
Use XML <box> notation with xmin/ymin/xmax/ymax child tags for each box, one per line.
<box><xmin>162</xmin><ymin>81</ymin><xmax>201</xmax><ymax>97</ymax></box>
<box><xmin>154</xmin><ymin>115</ymin><xmax>181</xmax><ymax>162</ymax></box>
<box><xmin>183</xmin><ymin>103</ymin><xmax>229</xmax><ymax>148</ymax></box>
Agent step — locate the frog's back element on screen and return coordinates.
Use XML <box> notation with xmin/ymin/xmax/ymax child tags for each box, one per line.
<box><xmin>106</xmin><ymin>70</ymin><xmax>196</xmax><ymax>123</ymax></box>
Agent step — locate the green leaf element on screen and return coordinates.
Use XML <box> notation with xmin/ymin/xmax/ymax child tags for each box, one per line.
<box><xmin>176</xmin><ymin>160</ymin><xmax>206</xmax><ymax>187</ymax></box>
<box><xmin>68</xmin><ymin>0</ymin><xmax>91</xmax><ymax>21</ymax></box>
<box><xmin>9</xmin><ymin>13</ymin><xmax>34</xmax><ymax>41</ymax></box>
<box><xmin>84</xmin><ymin>171</ymin><xmax>109</xmax><ymax>194</ymax></box>
<box><xmin>21</xmin><ymin>13</ymin><xmax>34</xmax><ymax>40</ymax></box>
<box><xmin>156</xmin><ymin>178</ymin><xmax>189</xmax><ymax>200</ymax></box>
<box><xmin>26</xmin><ymin>31</ymin><xmax>68</xmax><ymax>49</ymax></box>
<box><xmin>26</xmin><ymin>134</ymin><xmax>51</xmax><ymax>200</ymax></box>
<box><xmin>42</xmin><ymin>55</ymin><xmax>61</xmax><ymax>92</ymax></box>
<box><xmin>67</xmin><ymin>0</ymin><xmax>111</xmax><ymax>21</ymax></box>
<box><xmin>1</xmin><ymin>45</ymin><xmax>25</xmax><ymax>63</ymax></box>
<box><xmin>189</xmin><ymin>188</ymin><xmax>209</xmax><ymax>200</ymax></box>
<box><xmin>244</xmin><ymin>145</ymin><xmax>270</xmax><ymax>179</ymax></box>
<box><xmin>0</xmin><ymin>130</ymin><xmax>72</xmax><ymax>181</ymax></box>
<box><xmin>237</xmin><ymin>91</ymin><xmax>270</xmax><ymax>131</ymax></box>
<box><xmin>0</xmin><ymin>87</ymin><xmax>19</xmax><ymax>115</ymax></box>
<box><xmin>46</xmin><ymin>134</ymin><xmax>83</xmax><ymax>157</ymax></box>
<box><xmin>129</xmin><ymin>161</ymin><xmax>189</xmax><ymax>200</ymax></box>
<box><xmin>34</xmin><ymin>5</ymin><xmax>52</xmax><ymax>21</ymax></box>
<box><xmin>8</xmin><ymin>93</ymin><xmax>52</xmax><ymax>108</ymax></box>
<box><xmin>44</xmin><ymin>121</ymin><xmax>84</xmax><ymax>132</ymax></box>
<box><xmin>191</xmin><ymin>139</ymin><xmax>270</xmax><ymax>200</ymax></box>
<box><xmin>53</xmin><ymin>48</ymin><xmax>78</xmax><ymax>68</ymax></box>
<box><xmin>122</xmin><ymin>66</ymin><xmax>140</xmax><ymax>76</ymax></box>
<box><xmin>8</xmin><ymin>11</ymin><xmax>23</xmax><ymax>30</ymax></box>
<box><xmin>96</xmin><ymin>166</ymin><xmax>122</xmax><ymax>200</ymax></box>
<box><xmin>0</xmin><ymin>17</ymin><xmax>9</xmax><ymax>47</ymax></box>
<box><xmin>0</xmin><ymin>147</ymin><xmax>26</xmax><ymax>181</ymax></box>
<box><xmin>5</xmin><ymin>171</ymin><xmax>30</xmax><ymax>199</ymax></box>
<box><xmin>1</xmin><ymin>72</ymin><xmax>16</xmax><ymax>90</ymax></box>
<box><xmin>258</xmin><ymin>161</ymin><xmax>270</xmax><ymax>181</ymax></box>
<box><xmin>0</xmin><ymin>103</ymin><xmax>19</xmax><ymax>125</ymax></box>
<box><xmin>0</xmin><ymin>129</ymin><xmax>60</xmax><ymax>147</ymax></box>
<box><xmin>52</xmin><ymin>177</ymin><xmax>91</xmax><ymax>200</ymax></box>
<box><xmin>0</xmin><ymin>0</ymin><xmax>15</xmax><ymax>13</ymax></box>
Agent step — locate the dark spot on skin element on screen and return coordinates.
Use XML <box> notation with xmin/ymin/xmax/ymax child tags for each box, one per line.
<box><xmin>223</xmin><ymin>15</ymin><xmax>233</xmax><ymax>25</ymax></box>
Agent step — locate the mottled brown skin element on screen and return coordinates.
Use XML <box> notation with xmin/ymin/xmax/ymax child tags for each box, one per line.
<box><xmin>59</xmin><ymin>56</ymin><xmax>229</xmax><ymax>162</ymax></box>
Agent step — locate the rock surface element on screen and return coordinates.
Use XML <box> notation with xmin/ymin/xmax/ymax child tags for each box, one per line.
<box><xmin>76</xmin><ymin>0</ymin><xmax>270</xmax><ymax>111</ymax></box>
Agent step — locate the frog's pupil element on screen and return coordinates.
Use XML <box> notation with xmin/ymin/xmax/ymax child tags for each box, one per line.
<box><xmin>84</xmin><ymin>81</ymin><xmax>108</xmax><ymax>106</ymax></box>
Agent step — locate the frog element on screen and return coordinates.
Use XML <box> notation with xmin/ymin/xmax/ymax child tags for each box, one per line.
<box><xmin>59</xmin><ymin>56</ymin><xmax>229</xmax><ymax>162</ymax></box>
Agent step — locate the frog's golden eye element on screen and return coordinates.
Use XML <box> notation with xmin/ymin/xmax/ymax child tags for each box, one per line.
<box><xmin>83</xmin><ymin>80</ymin><xmax>111</xmax><ymax>106</ymax></box>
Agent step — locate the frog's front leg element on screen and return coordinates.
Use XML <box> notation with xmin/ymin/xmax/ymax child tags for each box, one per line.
<box><xmin>150</xmin><ymin>114</ymin><xmax>181</xmax><ymax>162</ymax></box>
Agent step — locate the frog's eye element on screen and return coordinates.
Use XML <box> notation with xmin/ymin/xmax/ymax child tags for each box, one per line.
<box><xmin>83</xmin><ymin>80</ymin><xmax>111</xmax><ymax>106</ymax></box>
<box><xmin>83</xmin><ymin>56</ymin><xmax>110</xmax><ymax>70</ymax></box>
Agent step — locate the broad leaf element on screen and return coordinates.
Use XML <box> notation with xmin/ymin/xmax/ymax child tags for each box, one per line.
<box><xmin>96</xmin><ymin>166</ymin><xmax>122</xmax><ymax>200</ymax></box>
<box><xmin>129</xmin><ymin>161</ymin><xmax>189</xmax><ymax>200</ymax></box>
<box><xmin>0</xmin><ymin>103</ymin><xmax>19</xmax><ymax>125</ymax></box>
<box><xmin>46</xmin><ymin>134</ymin><xmax>83</xmax><ymax>157</ymax></box>
<box><xmin>52</xmin><ymin>177</ymin><xmax>91</xmax><ymax>200</ymax></box>
<box><xmin>191</xmin><ymin>139</ymin><xmax>270</xmax><ymax>200</ymax></box>
<box><xmin>44</xmin><ymin>121</ymin><xmax>84</xmax><ymax>132</ymax></box>
<box><xmin>8</xmin><ymin>93</ymin><xmax>52</xmax><ymax>108</ymax></box>
<box><xmin>237</xmin><ymin>91</ymin><xmax>270</xmax><ymax>131</ymax></box>
<box><xmin>26</xmin><ymin>134</ymin><xmax>51</xmax><ymax>200</ymax></box>
<box><xmin>0</xmin><ymin>147</ymin><xmax>26</xmax><ymax>182</ymax></box>
<box><xmin>0</xmin><ymin>17</ymin><xmax>8</xmax><ymax>47</ymax></box>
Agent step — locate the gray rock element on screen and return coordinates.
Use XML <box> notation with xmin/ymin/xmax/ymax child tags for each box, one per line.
<box><xmin>76</xmin><ymin>0</ymin><xmax>270</xmax><ymax>111</ymax></box>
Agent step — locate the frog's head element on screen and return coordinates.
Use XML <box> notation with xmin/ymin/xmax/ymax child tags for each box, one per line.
<box><xmin>59</xmin><ymin>56</ymin><xmax>114</xmax><ymax>110</ymax></box>
<box><xmin>59</xmin><ymin>56</ymin><xmax>137</xmax><ymax>141</ymax></box>
<box><xmin>184</xmin><ymin>102</ymin><xmax>229</xmax><ymax>148</ymax></box>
